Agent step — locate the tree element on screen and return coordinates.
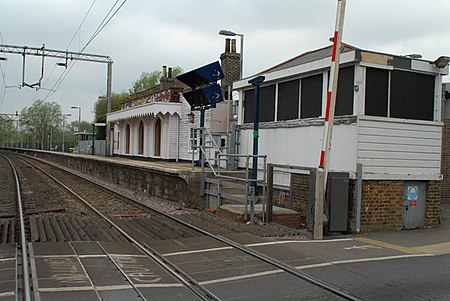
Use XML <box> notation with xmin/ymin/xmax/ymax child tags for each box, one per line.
<box><xmin>93</xmin><ymin>92</ymin><xmax>130</xmax><ymax>139</ymax></box>
<box><xmin>130</xmin><ymin>66</ymin><xmax>183</xmax><ymax>94</ymax></box>
<box><xmin>0</xmin><ymin>116</ymin><xmax>15</xmax><ymax>146</ymax></box>
<box><xmin>20</xmin><ymin>100</ymin><xmax>62</xmax><ymax>150</ymax></box>
<box><xmin>131</xmin><ymin>70</ymin><xmax>161</xmax><ymax>94</ymax></box>
<box><xmin>94</xmin><ymin>92</ymin><xmax>129</xmax><ymax>123</ymax></box>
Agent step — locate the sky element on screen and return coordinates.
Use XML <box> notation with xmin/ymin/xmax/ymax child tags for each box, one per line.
<box><xmin>1</xmin><ymin>0</ymin><xmax>450</xmax><ymax>123</ymax></box>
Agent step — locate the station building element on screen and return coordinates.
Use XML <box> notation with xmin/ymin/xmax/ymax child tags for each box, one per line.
<box><xmin>107</xmin><ymin>39</ymin><xmax>240</xmax><ymax>162</ymax></box>
<box><xmin>233</xmin><ymin>44</ymin><xmax>449</xmax><ymax>232</ymax></box>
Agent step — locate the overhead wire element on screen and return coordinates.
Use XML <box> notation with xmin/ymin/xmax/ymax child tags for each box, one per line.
<box><xmin>41</xmin><ymin>0</ymin><xmax>127</xmax><ymax>102</ymax></box>
<box><xmin>30</xmin><ymin>0</ymin><xmax>97</xmax><ymax>104</ymax></box>
<box><xmin>66</xmin><ymin>0</ymin><xmax>97</xmax><ymax>51</ymax></box>
<box><xmin>0</xmin><ymin>27</ymin><xmax>7</xmax><ymax>110</ymax></box>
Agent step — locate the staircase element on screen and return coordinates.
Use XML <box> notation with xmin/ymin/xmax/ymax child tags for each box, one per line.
<box><xmin>191</xmin><ymin>127</ymin><xmax>268</xmax><ymax>223</ymax></box>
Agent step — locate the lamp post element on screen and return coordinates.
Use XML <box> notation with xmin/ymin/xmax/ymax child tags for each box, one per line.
<box><xmin>71</xmin><ymin>106</ymin><xmax>81</xmax><ymax>153</ymax></box>
<box><xmin>248</xmin><ymin>75</ymin><xmax>265</xmax><ymax>224</ymax></box>
<box><xmin>62</xmin><ymin>113</ymin><xmax>71</xmax><ymax>152</ymax></box>
<box><xmin>219</xmin><ymin>29</ymin><xmax>244</xmax><ymax>79</ymax></box>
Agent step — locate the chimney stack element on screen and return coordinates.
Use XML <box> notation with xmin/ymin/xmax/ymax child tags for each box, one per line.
<box><xmin>220</xmin><ymin>38</ymin><xmax>241</xmax><ymax>100</ymax></box>
<box><xmin>225</xmin><ymin>38</ymin><xmax>231</xmax><ymax>53</ymax></box>
<box><xmin>231</xmin><ymin>39</ymin><xmax>236</xmax><ymax>53</ymax></box>
<box><xmin>168</xmin><ymin>67</ymin><xmax>173</xmax><ymax>78</ymax></box>
<box><xmin>162</xmin><ymin>66</ymin><xmax>167</xmax><ymax>77</ymax></box>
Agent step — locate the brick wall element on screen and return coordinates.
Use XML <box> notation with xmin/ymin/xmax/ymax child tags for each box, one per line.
<box><xmin>360</xmin><ymin>180</ymin><xmax>404</xmax><ymax>232</ymax></box>
<box><xmin>359</xmin><ymin>180</ymin><xmax>440</xmax><ymax>232</ymax></box>
<box><xmin>426</xmin><ymin>181</ymin><xmax>440</xmax><ymax>226</ymax></box>
<box><xmin>441</xmin><ymin>120</ymin><xmax>450</xmax><ymax>204</ymax></box>
<box><xmin>289</xmin><ymin>173</ymin><xmax>311</xmax><ymax>227</ymax></box>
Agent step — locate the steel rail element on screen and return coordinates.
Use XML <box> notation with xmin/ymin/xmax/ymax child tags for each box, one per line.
<box><xmin>16</xmin><ymin>153</ymin><xmax>361</xmax><ymax>301</ymax></box>
<box><xmin>15</xmin><ymin>155</ymin><xmax>219</xmax><ymax>301</ymax></box>
<box><xmin>0</xmin><ymin>153</ymin><xmax>32</xmax><ymax>301</ymax></box>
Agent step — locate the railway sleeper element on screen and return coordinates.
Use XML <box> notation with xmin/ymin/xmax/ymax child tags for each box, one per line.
<box><xmin>42</xmin><ymin>216</ymin><xmax>56</xmax><ymax>242</ymax></box>
<box><xmin>8</xmin><ymin>220</ymin><xmax>15</xmax><ymax>243</ymax></box>
<box><xmin>35</xmin><ymin>216</ymin><xmax>47</xmax><ymax>242</ymax></box>
<box><xmin>0</xmin><ymin>220</ymin><xmax>12</xmax><ymax>243</ymax></box>
<box><xmin>29</xmin><ymin>215</ymin><xmax>40</xmax><ymax>242</ymax></box>
<box><xmin>101</xmin><ymin>221</ymin><xmax>128</xmax><ymax>242</ymax></box>
<box><xmin>133</xmin><ymin>217</ymin><xmax>176</xmax><ymax>240</ymax></box>
<box><xmin>126</xmin><ymin>218</ymin><xmax>166</xmax><ymax>241</ymax></box>
<box><xmin>114</xmin><ymin>219</ymin><xmax>157</xmax><ymax>243</ymax></box>
<box><xmin>136</xmin><ymin>218</ymin><xmax>182</xmax><ymax>240</ymax></box>
<box><xmin>71</xmin><ymin>217</ymin><xmax>91</xmax><ymax>241</ymax></box>
<box><xmin>75</xmin><ymin>218</ymin><xmax>98</xmax><ymax>241</ymax></box>
<box><xmin>61</xmin><ymin>217</ymin><xmax>82</xmax><ymax>241</ymax></box>
<box><xmin>49</xmin><ymin>216</ymin><xmax>66</xmax><ymax>241</ymax></box>
<box><xmin>55</xmin><ymin>217</ymin><xmax>74</xmax><ymax>241</ymax></box>
<box><xmin>91</xmin><ymin>219</ymin><xmax>118</xmax><ymax>241</ymax></box>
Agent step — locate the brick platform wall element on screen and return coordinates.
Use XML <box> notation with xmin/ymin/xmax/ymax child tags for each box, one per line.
<box><xmin>12</xmin><ymin>149</ymin><xmax>205</xmax><ymax>208</ymax></box>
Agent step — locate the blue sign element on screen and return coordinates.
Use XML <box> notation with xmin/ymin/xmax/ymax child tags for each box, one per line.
<box><xmin>176</xmin><ymin>61</ymin><xmax>224</xmax><ymax>89</ymax></box>
<box><xmin>176</xmin><ymin>61</ymin><xmax>225</xmax><ymax>110</ymax></box>
<box><xmin>407</xmin><ymin>186</ymin><xmax>418</xmax><ymax>201</ymax></box>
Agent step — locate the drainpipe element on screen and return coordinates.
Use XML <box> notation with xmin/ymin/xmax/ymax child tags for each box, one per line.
<box><xmin>355</xmin><ymin>163</ymin><xmax>362</xmax><ymax>233</ymax></box>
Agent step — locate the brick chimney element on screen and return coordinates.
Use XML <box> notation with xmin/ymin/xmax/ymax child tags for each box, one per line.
<box><xmin>220</xmin><ymin>38</ymin><xmax>241</xmax><ymax>100</ymax></box>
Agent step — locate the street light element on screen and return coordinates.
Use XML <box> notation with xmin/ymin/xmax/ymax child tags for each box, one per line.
<box><xmin>62</xmin><ymin>113</ymin><xmax>71</xmax><ymax>152</ymax></box>
<box><xmin>71</xmin><ymin>106</ymin><xmax>81</xmax><ymax>153</ymax></box>
<box><xmin>219</xmin><ymin>29</ymin><xmax>244</xmax><ymax>79</ymax></box>
<box><xmin>433</xmin><ymin>56</ymin><xmax>450</xmax><ymax>69</ymax></box>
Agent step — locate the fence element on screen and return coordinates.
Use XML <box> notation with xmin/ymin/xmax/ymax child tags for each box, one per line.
<box><xmin>267</xmin><ymin>163</ymin><xmax>324</xmax><ymax>238</ymax></box>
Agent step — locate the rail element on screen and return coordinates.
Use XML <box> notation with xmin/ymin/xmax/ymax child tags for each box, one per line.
<box><xmin>0</xmin><ymin>153</ymin><xmax>32</xmax><ymax>301</ymax></box>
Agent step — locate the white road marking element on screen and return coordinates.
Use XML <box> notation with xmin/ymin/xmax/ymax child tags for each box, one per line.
<box><xmin>163</xmin><ymin>247</ymin><xmax>232</xmax><ymax>257</ymax></box>
<box><xmin>0</xmin><ymin>258</ymin><xmax>15</xmax><ymax>262</ymax></box>
<box><xmin>199</xmin><ymin>269</ymin><xmax>283</xmax><ymax>285</ymax></box>
<box><xmin>134</xmin><ymin>283</ymin><xmax>184</xmax><ymax>288</ymax></box>
<box><xmin>344</xmin><ymin>244</ymin><xmax>383</xmax><ymax>250</ymax></box>
<box><xmin>246</xmin><ymin>238</ymin><xmax>353</xmax><ymax>247</ymax></box>
<box><xmin>295</xmin><ymin>253</ymin><xmax>435</xmax><ymax>270</ymax></box>
<box><xmin>162</xmin><ymin>238</ymin><xmax>354</xmax><ymax>257</ymax></box>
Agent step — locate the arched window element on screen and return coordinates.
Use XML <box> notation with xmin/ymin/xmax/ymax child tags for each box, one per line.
<box><xmin>138</xmin><ymin>121</ymin><xmax>144</xmax><ymax>155</ymax></box>
<box><xmin>125</xmin><ymin>124</ymin><xmax>130</xmax><ymax>154</ymax></box>
<box><xmin>154</xmin><ymin>118</ymin><xmax>161</xmax><ymax>156</ymax></box>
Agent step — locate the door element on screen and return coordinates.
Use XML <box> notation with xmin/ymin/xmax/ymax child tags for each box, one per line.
<box><xmin>154</xmin><ymin>118</ymin><xmax>161</xmax><ymax>157</ymax></box>
<box><xmin>138</xmin><ymin>121</ymin><xmax>144</xmax><ymax>155</ymax></box>
<box><xmin>125</xmin><ymin>124</ymin><xmax>130</xmax><ymax>154</ymax></box>
<box><xmin>402</xmin><ymin>181</ymin><xmax>426</xmax><ymax>229</ymax></box>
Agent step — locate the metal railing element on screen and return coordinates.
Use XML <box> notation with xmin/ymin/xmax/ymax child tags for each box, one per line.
<box><xmin>190</xmin><ymin>126</ymin><xmax>268</xmax><ymax>223</ymax></box>
<box><xmin>204</xmin><ymin>153</ymin><xmax>267</xmax><ymax>223</ymax></box>
<box><xmin>190</xmin><ymin>127</ymin><xmax>224</xmax><ymax>175</ymax></box>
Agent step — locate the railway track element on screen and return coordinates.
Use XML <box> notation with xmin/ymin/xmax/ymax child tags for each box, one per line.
<box><xmin>1</xmin><ymin>151</ymin><xmax>361</xmax><ymax>300</ymax></box>
<box><xmin>0</xmin><ymin>153</ymin><xmax>31</xmax><ymax>301</ymax></box>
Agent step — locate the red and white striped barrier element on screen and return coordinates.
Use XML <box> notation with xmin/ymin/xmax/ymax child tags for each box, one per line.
<box><xmin>319</xmin><ymin>0</ymin><xmax>347</xmax><ymax>177</ymax></box>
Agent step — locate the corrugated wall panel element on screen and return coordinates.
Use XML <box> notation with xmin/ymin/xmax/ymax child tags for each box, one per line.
<box><xmin>358</xmin><ymin>117</ymin><xmax>442</xmax><ymax>179</ymax></box>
